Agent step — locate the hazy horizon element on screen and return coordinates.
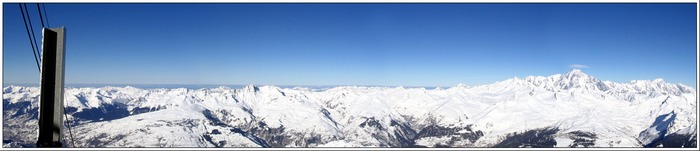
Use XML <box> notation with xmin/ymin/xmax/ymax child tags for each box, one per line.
<box><xmin>3</xmin><ymin>69</ymin><xmax>697</xmax><ymax>89</ymax></box>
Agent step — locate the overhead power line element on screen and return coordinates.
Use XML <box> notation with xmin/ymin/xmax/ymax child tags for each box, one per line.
<box><xmin>36</xmin><ymin>4</ymin><xmax>46</xmax><ymax>28</ymax></box>
<box><xmin>63</xmin><ymin>107</ymin><xmax>76</xmax><ymax>147</ymax></box>
<box><xmin>19</xmin><ymin>3</ymin><xmax>41</xmax><ymax>72</ymax></box>
<box><xmin>23</xmin><ymin>4</ymin><xmax>42</xmax><ymax>62</ymax></box>
<box><xmin>41</xmin><ymin>4</ymin><xmax>50</xmax><ymax>27</ymax></box>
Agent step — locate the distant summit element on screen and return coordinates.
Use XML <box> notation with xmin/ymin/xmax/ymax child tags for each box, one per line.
<box><xmin>2</xmin><ymin>70</ymin><xmax>696</xmax><ymax>148</ymax></box>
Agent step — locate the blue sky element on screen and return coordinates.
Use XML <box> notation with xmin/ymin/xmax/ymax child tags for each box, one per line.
<box><xmin>2</xmin><ymin>4</ymin><xmax>697</xmax><ymax>87</ymax></box>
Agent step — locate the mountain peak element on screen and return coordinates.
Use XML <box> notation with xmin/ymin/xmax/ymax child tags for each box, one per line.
<box><xmin>653</xmin><ymin>78</ymin><xmax>665</xmax><ymax>83</ymax></box>
<box><xmin>565</xmin><ymin>69</ymin><xmax>588</xmax><ymax>77</ymax></box>
<box><xmin>456</xmin><ymin>83</ymin><xmax>469</xmax><ymax>88</ymax></box>
<box><xmin>562</xmin><ymin>69</ymin><xmax>597</xmax><ymax>83</ymax></box>
<box><xmin>570</xmin><ymin>68</ymin><xmax>583</xmax><ymax>72</ymax></box>
<box><xmin>244</xmin><ymin>84</ymin><xmax>259</xmax><ymax>92</ymax></box>
<box><xmin>540</xmin><ymin>69</ymin><xmax>607</xmax><ymax>91</ymax></box>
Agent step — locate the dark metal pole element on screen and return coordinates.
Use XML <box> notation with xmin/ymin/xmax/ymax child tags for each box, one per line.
<box><xmin>36</xmin><ymin>27</ymin><xmax>66</xmax><ymax>148</ymax></box>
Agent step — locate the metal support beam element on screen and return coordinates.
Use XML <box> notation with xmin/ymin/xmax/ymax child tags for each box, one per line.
<box><xmin>36</xmin><ymin>27</ymin><xmax>66</xmax><ymax>148</ymax></box>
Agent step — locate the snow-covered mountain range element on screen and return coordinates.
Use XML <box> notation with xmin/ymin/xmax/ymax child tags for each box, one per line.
<box><xmin>3</xmin><ymin>69</ymin><xmax>697</xmax><ymax>147</ymax></box>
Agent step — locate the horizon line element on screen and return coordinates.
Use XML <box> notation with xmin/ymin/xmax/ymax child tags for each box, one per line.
<box><xmin>1</xmin><ymin>83</ymin><xmax>456</xmax><ymax>88</ymax></box>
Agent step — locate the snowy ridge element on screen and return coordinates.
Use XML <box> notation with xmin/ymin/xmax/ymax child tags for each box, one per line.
<box><xmin>2</xmin><ymin>70</ymin><xmax>697</xmax><ymax>147</ymax></box>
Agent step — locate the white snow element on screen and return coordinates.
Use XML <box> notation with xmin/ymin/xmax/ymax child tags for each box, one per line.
<box><xmin>2</xmin><ymin>69</ymin><xmax>696</xmax><ymax>147</ymax></box>
<box><xmin>554</xmin><ymin>137</ymin><xmax>574</xmax><ymax>147</ymax></box>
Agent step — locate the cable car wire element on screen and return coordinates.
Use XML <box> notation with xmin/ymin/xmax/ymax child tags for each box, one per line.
<box><xmin>19</xmin><ymin>4</ymin><xmax>41</xmax><ymax>72</ymax></box>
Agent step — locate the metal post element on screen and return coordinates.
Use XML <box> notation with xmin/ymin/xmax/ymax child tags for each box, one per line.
<box><xmin>36</xmin><ymin>27</ymin><xmax>66</xmax><ymax>148</ymax></box>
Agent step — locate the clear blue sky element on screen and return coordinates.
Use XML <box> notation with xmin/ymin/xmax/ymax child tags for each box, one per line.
<box><xmin>2</xmin><ymin>4</ymin><xmax>697</xmax><ymax>87</ymax></box>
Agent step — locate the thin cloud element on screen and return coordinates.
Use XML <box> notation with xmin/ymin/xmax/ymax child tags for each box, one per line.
<box><xmin>569</xmin><ymin>64</ymin><xmax>589</xmax><ymax>69</ymax></box>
